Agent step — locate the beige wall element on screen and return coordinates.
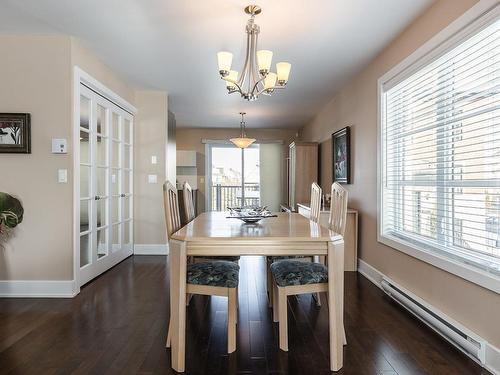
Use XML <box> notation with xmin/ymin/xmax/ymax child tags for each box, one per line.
<box><xmin>134</xmin><ymin>91</ymin><xmax>168</xmax><ymax>245</ymax></box>
<box><xmin>176</xmin><ymin>128</ymin><xmax>297</xmax><ymax>211</ymax></box>
<box><xmin>300</xmin><ymin>0</ymin><xmax>500</xmax><ymax>347</ymax></box>
<box><xmin>71</xmin><ymin>38</ymin><xmax>135</xmax><ymax>105</ymax></box>
<box><xmin>0</xmin><ymin>35</ymin><xmax>73</xmax><ymax>280</ymax></box>
<box><xmin>0</xmin><ymin>35</ymin><xmax>170</xmax><ymax>282</ymax></box>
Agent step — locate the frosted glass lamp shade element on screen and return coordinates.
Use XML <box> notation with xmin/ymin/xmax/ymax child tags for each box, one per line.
<box><xmin>264</xmin><ymin>72</ymin><xmax>277</xmax><ymax>90</ymax></box>
<box><xmin>217</xmin><ymin>52</ymin><xmax>233</xmax><ymax>75</ymax></box>
<box><xmin>276</xmin><ymin>62</ymin><xmax>291</xmax><ymax>85</ymax></box>
<box><xmin>230</xmin><ymin>137</ymin><xmax>256</xmax><ymax>149</ymax></box>
<box><xmin>225</xmin><ymin>70</ymin><xmax>238</xmax><ymax>90</ymax></box>
<box><xmin>257</xmin><ymin>50</ymin><xmax>273</xmax><ymax>74</ymax></box>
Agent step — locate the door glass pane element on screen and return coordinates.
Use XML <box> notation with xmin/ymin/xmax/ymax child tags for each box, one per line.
<box><xmin>97</xmin><ymin>229</ymin><xmax>107</xmax><ymax>258</ymax></box>
<box><xmin>124</xmin><ymin>118</ymin><xmax>131</xmax><ymax>144</ymax></box>
<box><xmin>211</xmin><ymin>147</ymin><xmax>243</xmax><ymax>211</ymax></box>
<box><xmin>96</xmin><ymin>104</ymin><xmax>107</xmax><ymax>135</ymax></box>
<box><xmin>111</xmin><ymin>197</ymin><xmax>120</xmax><ymax>224</ymax></box>
<box><xmin>96</xmin><ymin>167</ymin><xmax>107</xmax><ymax>196</ymax></box>
<box><xmin>124</xmin><ymin>221</ymin><xmax>131</xmax><ymax>244</ymax></box>
<box><xmin>80</xmin><ymin>234</ymin><xmax>90</xmax><ymax>267</ymax></box>
<box><xmin>96</xmin><ymin>136</ymin><xmax>107</xmax><ymax>166</ymax></box>
<box><xmin>80</xmin><ymin>96</ymin><xmax>90</xmax><ymax>130</ymax></box>
<box><xmin>124</xmin><ymin>196</ymin><xmax>131</xmax><ymax>220</ymax></box>
<box><xmin>112</xmin><ymin>224</ymin><xmax>120</xmax><ymax>251</ymax></box>
<box><xmin>112</xmin><ymin>141</ymin><xmax>120</xmax><ymax>168</ymax></box>
<box><xmin>111</xmin><ymin>171</ymin><xmax>120</xmax><ymax>195</ymax></box>
<box><xmin>80</xmin><ymin>200</ymin><xmax>90</xmax><ymax>232</ymax></box>
<box><xmin>124</xmin><ymin>145</ymin><xmax>131</xmax><ymax>169</ymax></box>
<box><xmin>80</xmin><ymin>131</ymin><xmax>90</xmax><ymax>164</ymax></box>
<box><xmin>124</xmin><ymin>171</ymin><xmax>131</xmax><ymax>194</ymax></box>
<box><xmin>112</xmin><ymin>113</ymin><xmax>120</xmax><ymax>140</ymax></box>
<box><xmin>80</xmin><ymin>166</ymin><xmax>90</xmax><ymax>198</ymax></box>
<box><xmin>96</xmin><ymin>199</ymin><xmax>107</xmax><ymax>228</ymax></box>
<box><xmin>243</xmin><ymin>146</ymin><xmax>260</xmax><ymax>207</ymax></box>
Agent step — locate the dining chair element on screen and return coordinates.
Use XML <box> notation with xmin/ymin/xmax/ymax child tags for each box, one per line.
<box><xmin>266</xmin><ymin>182</ymin><xmax>322</xmax><ymax>307</ymax></box>
<box><xmin>164</xmin><ymin>181</ymin><xmax>239</xmax><ymax>353</ymax></box>
<box><xmin>182</xmin><ymin>181</ymin><xmax>196</xmax><ymax>223</ymax></box>
<box><xmin>181</xmin><ymin>181</ymin><xmax>240</xmax><ymax>264</ymax></box>
<box><xmin>270</xmin><ymin>182</ymin><xmax>348</xmax><ymax>351</ymax></box>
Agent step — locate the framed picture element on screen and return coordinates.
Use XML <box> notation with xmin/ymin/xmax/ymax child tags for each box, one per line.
<box><xmin>332</xmin><ymin>126</ymin><xmax>350</xmax><ymax>184</ymax></box>
<box><xmin>0</xmin><ymin>113</ymin><xmax>31</xmax><ymax>154</ymax></box>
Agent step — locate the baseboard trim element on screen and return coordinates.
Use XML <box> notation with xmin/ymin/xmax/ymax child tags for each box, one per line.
<box><xmin>0</xmin><ymin>280</ymin><xmax>77</xmax><ymax>298</ymax></box>
<box><xmin>134</xmin><ymin>244</ymin><xmax>169</xmax><ymax>255</ymax></box>
<box><xmin>486</xmin><ymin>343</ymin><xmax>500</xmax><ymax>375</ymax></box>
<box><xmin>357</xmin><ymin>259</ymin><xmax>500</xmax><ymax>375</ymax></box>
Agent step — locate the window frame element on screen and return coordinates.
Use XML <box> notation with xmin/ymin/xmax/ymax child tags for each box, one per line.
<box><xmin>377</xmin><ymin>1</ymin><xmax>500</xmax><ymax>294</ymax></box>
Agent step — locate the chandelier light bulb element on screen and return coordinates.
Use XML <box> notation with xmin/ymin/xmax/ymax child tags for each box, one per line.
<box><xmin>217</xmin><ymin>51</ymin><xmax>233</xmax><ymax>76</ymax></box>
<box><xmin>264</xmin><ymin>72</ymin><xmax>277</xmax><ymax>92</ymax></box>
<box><xmin>257</xmin><ymin>50</ymin><xmax>273</xmax><ymax>75</ymax></box>
<box><xmin>276</xmin><ymin>62</ymin><xmax>291</xmax><ymax>85</ymax></box>
<box><xmin>225</xmin><ymin>70</ymin><xmax>238</xmax><ymax>91</ymax></box>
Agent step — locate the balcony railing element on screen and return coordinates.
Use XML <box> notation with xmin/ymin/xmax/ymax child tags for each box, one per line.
<box><xmin>211</xmin><ymin>183</ymin><xmax>260</xmax><ymax>211</ymax></box>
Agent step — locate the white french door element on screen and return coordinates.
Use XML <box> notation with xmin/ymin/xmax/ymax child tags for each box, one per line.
<box><xmin>77</xmin><ymin>84</ymin><xmax>134</xmax><ymax>287</ymax></box>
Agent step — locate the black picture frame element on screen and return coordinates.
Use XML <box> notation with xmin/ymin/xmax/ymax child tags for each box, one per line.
<box><xmin>332</xmin><ymin>126</ymin><xmax>350</xmax><ymax>184</ymax></box>
<box><xmin>0</xmin><ymin>113</ymin><xmax>31</xmax><ymax>154</ymax></box>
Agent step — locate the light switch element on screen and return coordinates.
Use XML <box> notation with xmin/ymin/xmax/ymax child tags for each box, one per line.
<box><xmin>148</xmin><ymin>174</ymin><xmax>158</xmax><ymax>184</ymax></box>
<box><xmin>58</xmin><ymin>169</ymin><xmax>68</xmax><ymax>183</ymax></box>
<box><xmin>52</xmin><ymin>139</ymin><xmax>67</xmax><ymax>154</ymax></box>
<box><xmin>151</xmin><ymin>155</ymin><xmax>157</xmax><ymax>165</ymax></box>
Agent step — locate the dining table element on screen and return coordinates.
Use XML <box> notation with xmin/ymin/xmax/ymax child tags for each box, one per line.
<box><xmin>168</xmin><ymin>211</ymin><xmax>345</xmax><ymax>372</ymax></box>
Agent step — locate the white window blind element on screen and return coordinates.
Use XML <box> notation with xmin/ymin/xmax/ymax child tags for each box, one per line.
<box><xmin>380</xmin><ymin>15</ymin><xmax>500</xmax><ymax>277</ymax></box>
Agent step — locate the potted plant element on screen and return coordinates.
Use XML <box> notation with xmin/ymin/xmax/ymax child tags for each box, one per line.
<box><xmin>0</xmin><ymin>192</ymin><xmax>24</xmax><ymax>239</ymax></box>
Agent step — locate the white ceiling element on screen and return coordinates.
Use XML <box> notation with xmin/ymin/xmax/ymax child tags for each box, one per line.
<box><xmin>0</xmin><ymin>0</ymin><xmax>433</xmax><ymax>129</ymax></box>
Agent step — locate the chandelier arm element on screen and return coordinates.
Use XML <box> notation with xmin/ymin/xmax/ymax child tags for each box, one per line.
<box><xmin>237</xmin><ymin>32</ymin><xmax>252</xmax><ymax>87</ymax></box>
<box><xmin>250</xmin><ymin>32</ymin><xmax>260</xmax><ymax>95</ymax></box>
<box><xmin>246</xmin><ymin>31</ymin><xmax>256</xmax><ymax>95</ymax></box>
<box><xmin>250</xmin><ymin>76</ymin><xmax>267</xmax><ymax>96</ymax></box>
<box><xmin>221</xmin><ymin>77</ymin><xmax>245</xmax><ymax>95</ymax></box>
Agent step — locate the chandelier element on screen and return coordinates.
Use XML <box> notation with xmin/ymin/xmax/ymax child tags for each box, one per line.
<box><xmin>217</xmin><ymin>5</ymin><xmax>291</xmax><ymax>101</ymax></box>
<box><xmin>230</xmin><ymin>112</ymin><xmax>256</xmax><ymax>149</ymax></box>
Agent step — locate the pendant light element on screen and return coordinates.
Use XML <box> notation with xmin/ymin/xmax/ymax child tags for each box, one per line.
<box><xmin>230</xmin><ymin>112</ymin><xmax>256</xmax><ymax>149</ymax></box>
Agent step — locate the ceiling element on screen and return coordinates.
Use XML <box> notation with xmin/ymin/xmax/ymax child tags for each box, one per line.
<box><xmin>0</xmin><ymin>0</ymin><xmax>433</xmax><ymax>129</ymax></box>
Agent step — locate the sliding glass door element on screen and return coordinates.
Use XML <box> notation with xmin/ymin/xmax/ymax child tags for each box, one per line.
<box><xmin>208</xmin><ymin>144</ymin><xmax>260</xmax><ymax>211</ymax></box>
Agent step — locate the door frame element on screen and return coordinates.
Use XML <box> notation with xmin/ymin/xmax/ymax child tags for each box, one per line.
<box><xmin>73</xmin><ymin>67</ymin><xmax>137</xmax><ymax>293</ymax></box>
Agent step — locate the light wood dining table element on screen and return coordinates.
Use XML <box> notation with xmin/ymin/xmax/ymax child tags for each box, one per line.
<box><xmin>168</xmin><ymin>211</ymin><xmax>345</xmax><ymax>372</ymax></box>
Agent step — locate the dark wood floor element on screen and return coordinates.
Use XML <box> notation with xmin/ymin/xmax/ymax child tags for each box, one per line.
<box><xmin>0</xmin><ymin>256</ymin><xmax>489</xmax><ymax>375</ymax></box>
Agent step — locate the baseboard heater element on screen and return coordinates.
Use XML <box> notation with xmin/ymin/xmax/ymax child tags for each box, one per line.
<box><xmin>380</xmin><ymin>277</ymin><xmax>486</xmax><ymax>365</ymax></box>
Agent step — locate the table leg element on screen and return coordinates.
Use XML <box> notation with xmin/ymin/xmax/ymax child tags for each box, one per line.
<box><xmin>327</xmin><ymin>240</ymin><xmax>344</xmax><ymax>371</ymax></box>
<box><xmin>170</xmin><ymin>240</ymin><xmax>187</xmax><ymax>372</ymax></box>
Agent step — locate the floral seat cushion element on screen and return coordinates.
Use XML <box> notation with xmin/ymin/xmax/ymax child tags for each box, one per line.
<box><xmin>270</xmin><ymin>260</ymin><xmax>328</xmax><ymax>287</ymax></box>
<box><xmin>187</xmin><ymin>260</ymin><xmax>240</xmax><ymax>288</ymax></box>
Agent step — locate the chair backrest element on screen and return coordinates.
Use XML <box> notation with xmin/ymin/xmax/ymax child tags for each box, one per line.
<box><xmin>183</xmin><ymin>181</ymin><xmax>195</xmax><ymax>223</ymax></box>
<box><xmin>329</xmin><ymin>182</ymin><xmax>348</xmax><ymax>236</ymax></box>
<box><xmin>310</xmin><ymin>182</ymin><xmax>322</xmax><ymax>223</ymax></box>
<box><xmin>163</xmin><ymin>181</ymin><xmax>181</xmax><ymax>238</ymax></box>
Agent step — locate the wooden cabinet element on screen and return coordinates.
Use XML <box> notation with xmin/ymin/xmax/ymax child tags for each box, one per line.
<box><xmin>297</xmin><ymin>203</ymin><xmax>358</xmax><ymax>271</ymax></box>
<box><xmin>288</xmin><ymin>142</ymin><xmax>318</xmax><ymax>210</ymax></box>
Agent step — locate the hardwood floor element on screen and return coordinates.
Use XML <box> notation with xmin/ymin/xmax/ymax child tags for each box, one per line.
<box><xmin>0</xmin><ymin>256</ymin><xmax>489</xmax><ymax>375</ymax></box>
